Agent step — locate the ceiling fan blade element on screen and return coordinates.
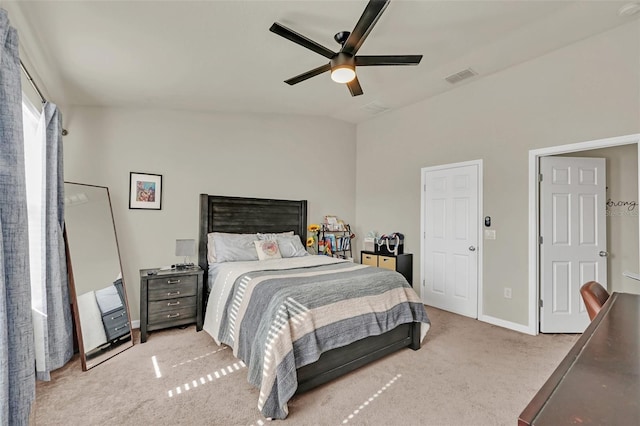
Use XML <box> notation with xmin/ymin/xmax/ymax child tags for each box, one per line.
<box><xmin>270</xmin><ymin>22</ymin><xmax>336</xmax><ymax>59</ymax></box>
<box><xmin>356</xmin><ymin>55</ymin><xmax>422</xmax><ymax>66</ymax></box>
<box><xmin>341</xmin><ymin>0</ymin><xmax>390</xmax><ymax>56</ymax></box>
<box><xmin>347</xmin><ymin>76</ymin><xmax>364</xmax><ymax>97</ymax></box>
<box><xmin>284</xmin><ymin>63</ymin><xmax>332</xmax><ymax>85</ymax></box>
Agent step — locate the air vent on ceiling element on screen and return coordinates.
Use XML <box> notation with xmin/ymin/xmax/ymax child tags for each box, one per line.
<box><xmin>444</xmin><ymin>68</ymin><xmax>478</xmax><ymax>84</ymax></box>
<box><xmin>361</xmin><ymin>100</ymin><xmax>391</xmax><ymax>115</ymax></box>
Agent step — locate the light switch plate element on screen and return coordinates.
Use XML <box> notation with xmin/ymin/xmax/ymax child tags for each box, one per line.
<box><xmin>484</xmin><ymin>230</ymin><xmax>496</xmax><ymax>240</ymax></box>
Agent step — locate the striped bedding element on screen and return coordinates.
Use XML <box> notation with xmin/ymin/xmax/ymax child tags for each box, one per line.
<box><xmin>203</xmin><ymin>256</ymin><xmax>430</xmax><ymax>419</ymax></box>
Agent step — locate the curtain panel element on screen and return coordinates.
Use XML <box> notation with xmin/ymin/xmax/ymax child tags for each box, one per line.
<box><xmin>33</xmin><ymin>103</ymin><xmax>73</xmax><ymax>381</ymax></box>
<box><xmin>0</xmin><ymin>8</ymin><xmax>36</xmax><ymax>425</ymax></box>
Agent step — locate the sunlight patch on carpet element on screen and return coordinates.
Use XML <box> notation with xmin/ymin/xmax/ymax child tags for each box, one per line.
<box><xmin>151</xmin><ymin>355</ymin><xmax>162</xmax><ymax>378</ymax></box>
<box><xmin>171</xmin><ymin>346</ymin><xmax>228</xmax><ymax>368</ymax></box>
<box><xmin>167</xmin><ymin>361</ymin><xmax>246</xmax><ymax>397</ymax></box>
<box><xmin>341</xmin><ymin>374</ymin><xmax>402</xmax><ymax>424</ymax></box>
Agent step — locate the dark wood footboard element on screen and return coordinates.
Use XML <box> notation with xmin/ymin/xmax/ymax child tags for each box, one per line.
<box><xmin>296</xmin><ymin>322</ymin><xmax>420</xmax><ymax>394</ymax></box>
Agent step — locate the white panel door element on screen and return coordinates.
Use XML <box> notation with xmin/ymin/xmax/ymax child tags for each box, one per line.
<box><xmin>540</xmin><ymin>157</ymin><xmax>607</xmax><ymax>333</ymax></box>
<box><xmin>423</xmin><ymin>164</ymin><xmax>479</xmax><ymax>318</ymax></box>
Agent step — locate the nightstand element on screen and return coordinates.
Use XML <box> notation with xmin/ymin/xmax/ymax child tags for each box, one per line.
<box><xmin>139</xmin><ymin>267</ymin><xmax>204</xmax><ymax>343</ymax></box>
<box><xmin>361</xmin><ymin>251</ymin><xmax>413</xmax><ymax>286</ymax></box>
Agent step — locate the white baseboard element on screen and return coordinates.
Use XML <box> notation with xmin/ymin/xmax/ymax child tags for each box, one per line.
<box><xmin>479</xmin><ymin>314</ymin><xmax>535</xmax><ymax>335</ymax></box>
<box><xmin>131</xmin><ymin>320</ymin><xmax>140</xmax><ymax>330</ymax></box>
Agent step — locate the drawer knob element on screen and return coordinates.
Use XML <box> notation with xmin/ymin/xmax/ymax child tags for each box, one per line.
<box><xmin>167</xmin><ymin>279</ymin><xmax>181</xmax><ymax>284</ymax></box>
<box><xmin>167</xmin><ymin>291</ymin><xmax>181</xmax><ymax>296</ymax></box>
<box><xmin>167</xmin><ymin>301</ymin><xmax>180</xmax><ymax>306</ymax></box>
<box><xmin>110</xmin><ymin>312</ymin><xmax>125</xmax><ymax>320</ymax></box>
<box><xmin>167</xmin><ymin>313</ymin><xmax>180</xmax><ymax>319</ymax></box>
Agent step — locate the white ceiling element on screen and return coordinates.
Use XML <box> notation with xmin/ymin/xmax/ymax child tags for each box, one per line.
<box><xmin>6</xmin><ymin>0</ymin><xmax>639</xmax><ymax>123</ymax></box>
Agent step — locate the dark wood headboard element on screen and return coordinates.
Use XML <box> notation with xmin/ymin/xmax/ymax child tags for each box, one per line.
<box><xmin>198</xmin><ymin>194</ymin><xmax>308</xmax><ymax>282</ymax></box>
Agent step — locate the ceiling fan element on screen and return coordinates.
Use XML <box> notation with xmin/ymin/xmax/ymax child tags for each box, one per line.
<box><xmin>269</xmin><ymin>0</ymin><xmax>422</xmax><ymax>97</ymax></box>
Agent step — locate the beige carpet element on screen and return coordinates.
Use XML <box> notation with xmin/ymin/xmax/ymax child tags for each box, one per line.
<box><xmin>34</xmin><ymin>307</ymin><xmax>577</xmax><ymax>425</ymax></box>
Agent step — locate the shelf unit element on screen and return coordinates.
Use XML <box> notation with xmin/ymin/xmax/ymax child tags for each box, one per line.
<box><xmin>319</xmin><ymin>223</ymin><xmax>353</xmax><ymax>259</ymax></box>
<box><xmin>361</xmin><ymin>251</ymin><xmax>413</xmax><ymax>286</ymax></box>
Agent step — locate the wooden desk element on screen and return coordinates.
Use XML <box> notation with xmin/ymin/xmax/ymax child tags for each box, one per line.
<box><xmin>519</xmin><ymin>292</ymin><xmax>640</xmax><ymax>425</ymax></box>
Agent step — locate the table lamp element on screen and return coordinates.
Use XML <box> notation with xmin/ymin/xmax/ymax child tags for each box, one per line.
<box><xmin>175</xmin><ymin>239</ymin><xmax>195</xmax><ymax>269</ymax></box>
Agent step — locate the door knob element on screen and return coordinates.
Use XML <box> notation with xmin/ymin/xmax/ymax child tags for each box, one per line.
<box><xmin>599</xmin><ymin>251</ymin><xmax>609</xmax><ymax>257</ymax></box>
<box><xmin>469</xmin><ymin>246</ymin><xmax>476</xmax><ymax>252</ymax></box>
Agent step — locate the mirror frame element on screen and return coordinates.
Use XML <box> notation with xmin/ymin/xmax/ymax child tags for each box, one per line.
<box><xmin>64</xmin><ymin>181</ymin><xmax>134</xmax><ymax>370</ymax></box>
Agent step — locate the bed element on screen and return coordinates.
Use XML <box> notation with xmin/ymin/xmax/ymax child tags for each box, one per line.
<box><xmin>198</xmin><ymin>194</ymin><xmax>430</xmax><ymax>419</ymax></box>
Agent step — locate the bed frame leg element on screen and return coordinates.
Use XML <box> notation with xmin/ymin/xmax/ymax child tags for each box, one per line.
<box><xmin>409</xmin><ymin>322</ymin><xmax>421</xmax><ymax>350</ymax></box>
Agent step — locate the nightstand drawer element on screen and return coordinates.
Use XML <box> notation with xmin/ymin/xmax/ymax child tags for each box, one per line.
<box><xmin>362</xmin><ymin>253</ymin><xmax>378</xmax><ymax>267</ymax></box>
<box><xmin>148</xmin><ymin>295</ymin><xmax>197</xmax><ymax>315</ymax></box>
<box><xmin>378</xmin><ymin>255</ymin><xmax>396</xmax><ymax>271</ymax></box>
<box><xmin>148</xmin><ymin>302</ymin><xmax>197</xmax><ymax>325</ymax></box>
<box><xmin>148</xmin><ymin>275</ymin><xmax>198</xmax><ymax>301</ymax></box>
<box><xmin>102</xmin><ymin>307</ymin><xmax>130</xmax><ymax>340</ymax></box>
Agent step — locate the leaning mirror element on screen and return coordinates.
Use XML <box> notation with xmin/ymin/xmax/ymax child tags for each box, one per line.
<box><xmin>64</xmin><ymin>182</ymin><xmax>133</xmax><ymax>370</ymax></box>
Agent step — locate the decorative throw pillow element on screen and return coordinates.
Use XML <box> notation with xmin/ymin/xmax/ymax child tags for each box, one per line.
<box><xmin>254</xmin><ymin>240</ymin><xmax>282</xmax><ymax>261</ymax></box>
<box><xmin>275</xmin><ymin>235</ymin><xmax>308</xmax><ymax>258</ymax></box>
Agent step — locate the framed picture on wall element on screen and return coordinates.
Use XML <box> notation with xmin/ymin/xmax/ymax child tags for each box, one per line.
<box><xmin>129</xmin><ymin>172</ymin><xmax>162</xmax><ymax>210</ymax></box>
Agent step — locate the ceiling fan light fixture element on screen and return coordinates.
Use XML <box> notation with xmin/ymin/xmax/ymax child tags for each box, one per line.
<box><xmin>331</xmin><ymin>65</ymin><xmax>356</xmax><ymax>83</ymax></box>
<box><xmin>330</xmin><ymin>52</ymin><xmax>356</xmax><ymax>84</ymax></box>
<box><xmin>271</xmin><ymin>0</ymin><xmax>421</xmax><ymax>96</ymax></box>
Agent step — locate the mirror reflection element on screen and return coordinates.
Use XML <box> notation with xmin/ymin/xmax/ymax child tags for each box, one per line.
<box><xmin>64</xmin><ymin>182</ymin><xmax>133</xmax><ymax>370</ymax></box>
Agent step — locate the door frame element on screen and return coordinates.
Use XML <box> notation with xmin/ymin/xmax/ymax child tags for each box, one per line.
<box><xmin>420</xmin><ymin>159</ymin><xmax>484</xmax><ymax>319</ymax></box>
<box><xmin>528</xmin><ymin>133</ymin><xmax>640</xmax><ymax>335</ymax></box>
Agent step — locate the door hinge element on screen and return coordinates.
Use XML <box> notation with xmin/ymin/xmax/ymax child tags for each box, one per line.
<box><xmin>539</xmin><ymin>236</ymin><xmax>543</xmax><ymax>244</ymax></box>
<box><xmin>539</xmin><ymin>299</ymin><xmax>544</xmax><ymax>308</ymax></box>
<box><xmin>538</xmin><ymin>173</ymin><xmax>543</xmax><ymax>182</ymax></box>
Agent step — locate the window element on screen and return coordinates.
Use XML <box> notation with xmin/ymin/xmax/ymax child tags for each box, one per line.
<box><xmin>22</xmin><ymin>95</ymin><xmax>45</xmax><ymax>316</ymax></box>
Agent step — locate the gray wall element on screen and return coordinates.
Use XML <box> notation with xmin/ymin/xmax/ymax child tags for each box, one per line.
<box><xmin>63</xmin><ymin>107</ymin><xmax>356</xmax><ymax>320</ymax></box>
<box><xmin>355</xmin><ymin>21</ymin><xmax>640</xmax><ymax>326</ymax></box>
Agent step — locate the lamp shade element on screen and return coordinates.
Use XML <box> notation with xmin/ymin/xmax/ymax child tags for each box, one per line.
<box><xmin>175</xmin><ymin>239</ymin><xmax>195</xmax><ymax>257</ymax></box>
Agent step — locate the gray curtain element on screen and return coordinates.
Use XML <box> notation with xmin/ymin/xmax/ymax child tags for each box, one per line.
<box><xmin>34</xmin><ymin>102</ymin><xmax>73</xmax><ymax>381</ymax></box>
<box><xmin>0</xmin><ymin>8</ymin><xmax>36</xmax><ymax>425</ymax></box>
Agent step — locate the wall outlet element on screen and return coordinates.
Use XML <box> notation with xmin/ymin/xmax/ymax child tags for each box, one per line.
<box><xmin>504</xmin><ymin>287</ymin><xmax>512</xmax><ymax>299</ymax></box>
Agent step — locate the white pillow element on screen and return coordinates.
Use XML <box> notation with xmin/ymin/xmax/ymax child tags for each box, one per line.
<box><xmin>274</xmin><ymin>234</ymin><xmax>308</xmax><ymax>258</ymax></box>
<box><xmin>254</xmin><ymin>240</ymin><xmax>282</xmax><ymax>261</ymax></box>
<box><xmin>212</xmin><ymin>232</ymin><xmax>259</xmax><ymax>263</ymax></box>
<box><xmin>257</xmin><ymin>231</ymin><xmax>294</xmax><ymax>240</ymax></box>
